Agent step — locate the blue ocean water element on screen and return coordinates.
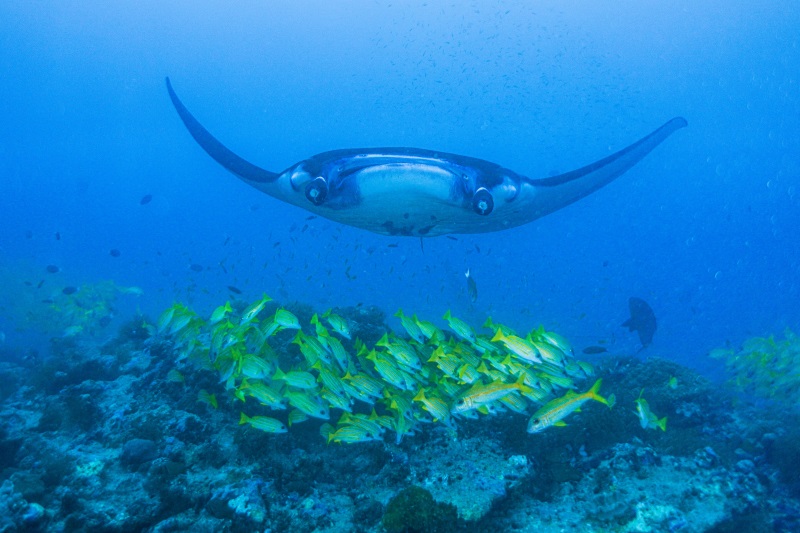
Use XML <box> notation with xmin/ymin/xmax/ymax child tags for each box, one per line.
<box><xmin>2</xmin><ymin>2</ymin><xmax>798</xmax><ymax>371</ymax></box>
<box><xmin>3</xmin><ymin>2</ymin><xmax>798</xmax><ymax>374</ymax></box>
<box><xmin>1</xmin><ymin>2</ymin><xmax>799</xmax><ymax>531</ymax></box>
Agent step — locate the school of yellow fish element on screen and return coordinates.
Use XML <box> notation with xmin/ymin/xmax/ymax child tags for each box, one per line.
<box><xmin>710</xmin><ymin>328</ymin><xmax>800</xmax><ymax>406</ymax></box>
<box><xmin>157</xmin><ymin>295</ymin><xmax>613</xmax><ymax>444</ymax></box>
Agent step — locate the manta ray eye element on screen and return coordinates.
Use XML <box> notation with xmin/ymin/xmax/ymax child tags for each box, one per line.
<box><xmin>472</xmin><ymin>187</ymin><xmax>493</xmax><ymax>215</ymax></box>
<box><xmin>305</xmin><ymin>177</ymin><xmax>328</xmax><ymax>206</ymax></box>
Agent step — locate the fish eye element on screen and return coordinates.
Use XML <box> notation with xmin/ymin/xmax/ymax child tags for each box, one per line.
<box><xmin>472</xmin><ymin>187</ymin><xmax>494</xmax><ymax>216</ymax></box>
<box><xmin>305</xmin><ymin>177</ymin><xmax>328</xmax><ymax>205</ymax></box>
<box><xmin>532</xmin><ymin>418</ymin><xmax>540</xmax><ymax>425</ymax></box>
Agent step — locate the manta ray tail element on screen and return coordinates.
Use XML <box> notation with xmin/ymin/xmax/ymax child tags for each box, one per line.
<box><xmin>165</xmin><ymin>77</ymin><xmax>279</xmax><ymax>184</ymax></box>
<box><xmin>530</xmin><ymin>117</ymin><xmax>688</xmax><ymax>215</ymax></box>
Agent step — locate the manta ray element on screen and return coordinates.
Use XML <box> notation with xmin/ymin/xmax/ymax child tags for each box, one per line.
<box><xmin>166</xmin><ymin>78</ymin><xmax>686</xmax><ymax>237</ymax></box>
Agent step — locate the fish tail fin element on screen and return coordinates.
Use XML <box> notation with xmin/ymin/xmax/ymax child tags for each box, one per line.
<box><xmin>490</xmin><ymin>329</ymin><xmax>505</xmax><ymax>343</ymax></box>
<box><xmin>239</xmin><ymin>412</ymin><xmax>249</xmax><ymax>425</ymax></box>
<box><xmin>514</xmin><ymin>374</ymin><xmax>533</xmax><ymax>394</ymax></box>
<box><xmin>376</xmin><ymin>333</ymin><xmax>390</xmax><ymax>347</ymax></box>
<box><xmin>443</xmin><ymin>309</ymin><xmax>452</xmax><ymax>320</ymax></box>
<box><xmin>657</xmin><ymin>416</ymin><xmax>667</xmax><ymax>432</ymax></box>
<box><xmin>587</xmin><ymin>378</ymin><xmax>613</xmax><ymax>407</ymax></box>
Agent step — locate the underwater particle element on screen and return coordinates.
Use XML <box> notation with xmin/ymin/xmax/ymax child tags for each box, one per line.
<box><xmin>382</xmin><ymin>486</ymin><xmax>458</xmax><ymax>533</ymax></box>
<box><xmin>139</xmin><ymin>194</ymin><xmax>153</xmax><ymax>205</ymax></box>
<box><xmin>46</xmin><ymin>264</ymin><xmax>60</xmax><ymax>273</ymax></box>
<box><xmin>62</xmin><ymin>286</ymin><xmax>78</xmax><ymax>295</ymax></box>
<box><xmin>582</xmin><ymin>345</ymin><xmax>608</xmax><ymax>355</ymax></box>
<box><xmin>227</xmin><ymin>285</ymin><xmax>242</xmax><ymax>294</ymax></box>
<box><xmin>109</xmin><ymin>248</ymin><xmax>121</xmax><ymax>257</ymax></box>
<box><xmin>189</xmin><ymin>263</ymin><xmax>204</xmax><ymax>272</ymax></box>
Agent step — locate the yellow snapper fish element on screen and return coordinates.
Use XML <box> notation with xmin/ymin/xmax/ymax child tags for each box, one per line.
<box><xmin>284</xmin><ymin>391</ymin><xmax>330</xmax><ymax>419</ymax></box>
<box><xmin>322</xmin><ymin>310</ymin><xmax>351</xmax><ymax>339</ymax></box>
<box><xmin>536</xmin><ymin>328</ymin><xmax>574</xmax><ymax>357</ymax></box>
<box><xmin>490</xmin><ymin>329</ymin><xmax>541</xmax><ymax>364</ymax></box>
<box><xmin>198</xmin><ymin>389</ymin><xmax>218</xmax><ymax>409</ymax></box>
<box><xmin>452</xmin><ymin>377</ymin><xmax>533</xmax><ymax>414</ymax></box>
<box><xmin>414</xmin><ymin>315</ymin><xmax>445</xmax><ymax>342</ymax></box>
<box><xmin>274</xmin><ymin>308</ymin><xmax>301</xmax><ymax>330</ymax></box>
<box><xmin>412</xmin><ymin>388</ymin><xmax>453</xmax><ymax>425</ymax></box>
<box><xmin>634</xmin><ymin>390</ymin><xmax>667</xmax><ymax>431</ymax></box>
<box><xmin>238</xmin><ymin>379</ymin><xmax>286</xmax><ymax>409</ymax></box>
<box><xmin>326</xmin><ymin>424</ymin><xmax>382</xmax><ymax>444</ymax></box>
<box><xmin>166</xmin><ymin>369</ymin><xmax>185</xmax><ymax>384</ymax></box>
<box><xmin>240</xmin><ymin>294</ymin><xmax>272</xmax><ymax>325</ymax></box>
<box><xmin>394</xmin><ymin>309</ymin><xmax>425</xmax><ymax>343</ymax></box>
<box><xmin>118</xmin><ymin>285</ymin><xmax>144</xmax><ymax>296</ymax></box>
<box><xmin>443</xmin><ymin>310</ymin><xmax>476</xmax><ymax>343</ymax></box>
<box><xmin>209</xmin><ymin>301</ymin><xmax>233</xmax><ymax>326</ymax></box>
<box><xmin>273</xmin><ymin>367</ymin><xmax>317</xmax><ymax>389</ymax></box>
<box><xmin>239</xmin><ymin>413</ymin><xmax>287</xmax><ymax>433</ymax></box>
<box><xmin>527</xmin><ymin>378</ymin><xmax>614</xmax><ymax>433</ymax></box>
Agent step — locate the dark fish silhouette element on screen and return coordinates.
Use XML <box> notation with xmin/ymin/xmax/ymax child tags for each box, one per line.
<box><xmin>622</xmin><ymin>297</ymin><xmax>657</xmax><ymax>349</ymax></box>
<box><xmin>582</xmin><ymin>346</ymin><xmax>608</xmax><ymax>355</ymax></box>
<box><xmin>140</xmin><ymin>194</ymin><xmax>153</xmax><ymax>205</ymax></box>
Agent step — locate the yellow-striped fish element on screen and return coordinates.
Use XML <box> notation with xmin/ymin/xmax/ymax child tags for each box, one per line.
<box><xmin>273</xmin><ymin>367</ymin><xmax>317</xmax><ymax>389</ymax></box>
<box><xmin>527</xmin><ymin>379</ymin><xmax>614</xmax><ymax>434</ymax></box>
<box><xmin>274</xmin><ymin>309</ymin><xmax>301</xmax><ymax>330</ymax></box>
<box><xmin>322</xmin><ymin>310</ymin><xmax>351</xmax><ymax>339</ymax></box>
<box><xmin>443</xmin><ymin>310</ymin><xmax>475</xmax><ymax>343</ymax></box>
<box><xmin>452</xmin><ymin>377</ymin><xmax>533</xmax><ymax>413</ymax></box>
<box><xmin>491</xmin><ymin>329</ymin><xmax>540</xmax><ymax>364</ymax></box>
<box><xmin>239</xmin><ymin>412</ymin><xmax>287</xmax><ymax>433</ymax></box>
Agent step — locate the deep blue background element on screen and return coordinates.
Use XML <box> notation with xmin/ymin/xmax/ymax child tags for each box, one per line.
<box><xmin>1</xmin><ymin>1</ymin><xmax>798</xmax><ymax>374</ymax></box>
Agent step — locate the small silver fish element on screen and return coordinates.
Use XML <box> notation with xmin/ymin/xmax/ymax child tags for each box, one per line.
<box><xmin>465</xmin><ymin>269</ymin><xmax>477</xmax><ymax>303</ymax></box>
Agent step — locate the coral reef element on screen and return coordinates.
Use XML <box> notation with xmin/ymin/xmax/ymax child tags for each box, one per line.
<box><xmin>0</xmin><ymin>299</ymin><xmax>799</xmax><ymax>531</ymax></box>
<box><xmin>382</xmin><ymin>486</ymin><xmax>459</xmax><ymax>533</ymax></box>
